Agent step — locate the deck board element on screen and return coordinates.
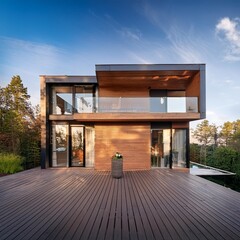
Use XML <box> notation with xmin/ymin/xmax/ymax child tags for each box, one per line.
<box><xmin>0</xmin><ymin>168</ymin><xmax>240</xmax><ymax>240</ymax></box>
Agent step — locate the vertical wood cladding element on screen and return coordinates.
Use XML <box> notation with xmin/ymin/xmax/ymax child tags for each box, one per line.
<box><xmin>95</xmin><ymin>123</ymin><xmax>151</xmax><ymax>170</ymax></box>
<box><xmin>186</xmin><ymin>72</ymin><xmax>200</xmax><ymax>97</ymax></box>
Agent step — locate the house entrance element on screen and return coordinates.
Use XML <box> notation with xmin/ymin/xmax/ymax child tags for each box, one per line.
<box><xmin>71</xmin><ymin>126</ymin><xmax>84</xmax><ymax>167</ymax></box>
<box><xmin>51</xmin><ymin>124</ymin><xmax>94</xmax><ymax>167</ymax></box>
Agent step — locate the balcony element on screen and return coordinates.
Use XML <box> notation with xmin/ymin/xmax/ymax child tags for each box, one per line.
<box><xmin>96</xmin><ymin>97</ymin><xmax>198</xmax><ymax>113</ymax></box>
<box><xmin>52</xmin><ymin>97</ymin><xmax>198</xmax><ymax>114</ymax></box>
<box><xmin>50</xmin><ymin>96</ymin><xmax>200</xmax><ymax>122</ymax></box>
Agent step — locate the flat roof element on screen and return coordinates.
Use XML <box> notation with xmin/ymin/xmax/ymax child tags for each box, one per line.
<box><xmin>96</xmin><ymin>63</ymin><xmax>205</xmax><ymax>72</ymax></box>
<box><xmin>41</xmin><ymin>75</ymin><xmax>97</xmax><ymax>83</ymax></box>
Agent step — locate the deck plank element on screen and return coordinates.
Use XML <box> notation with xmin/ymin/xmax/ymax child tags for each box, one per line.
<box><xmin>0</xmin><ymin>168</ymin><xmax>240</xmax><ymax>240</ymax></box>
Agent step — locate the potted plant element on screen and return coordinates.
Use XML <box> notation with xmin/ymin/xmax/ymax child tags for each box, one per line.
<box><xmin>111</xmin><ymin>152</ymin><xmax>123</xmax><ymax>178</ymax></box>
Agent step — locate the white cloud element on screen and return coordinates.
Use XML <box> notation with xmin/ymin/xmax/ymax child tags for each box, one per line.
<box><xmin>117</xmin><ymin>28</ymin><xmax>142</xmax><ymax>41</ymax></box>
<box><xmin>166</xmin><ymin>26</ymin><xmax>204</xmax><ymax>63</ymax></box>
<box><xmin>216</xmin><ymin>17</ymin><xmax>240</xmax><ymax>61</ymax></box>
<box><xmin>126</xmin><ymin>51</ymin><xmax>151</xmax><ymax>64</ymax></box>
<box><xmin>140</xmin><ymin>3</ymin><xmax>207</xmax><ymax>63</ymax></box>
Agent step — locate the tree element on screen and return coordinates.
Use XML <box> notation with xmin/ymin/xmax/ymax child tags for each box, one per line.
<box><xmin>231</xmin><ymin>120</ymin><xmax>240</xmax><ymax>152</ymax></box>
<box><xmin>0</xmin><ymin>76</ymin><xmax>40</xmax><ymax>168</ymax></box>
<box><xmin>191</xmin><ymin>119</ymin><xmax>240</xmax><ymax>191</ymax></box>
<box><xmin>193</xmin><ymin>120</ymin><xmax>218</xmax><ymax>145</ymax></box>
<box><xmin>219</xmin><ymin>121</ymin><xmax>234</xmax><ymax>146</ymax></box>
<box><xmin>192</xmin><ymin>120</ymin><xmax>219</xmax><ymax>164</ymax></box>
<box><xmin>219</xmin><ymin>120</ymin><xmax>240</xmax><ymax>151</ymax></box>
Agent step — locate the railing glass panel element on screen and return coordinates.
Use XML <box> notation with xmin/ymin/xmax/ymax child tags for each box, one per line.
<box><xmin>97</xmin><ymin>97</ymin><xmax>198</xmax><ymax>113</ymax></box>
<box><xmin>51</xmin><ymin>96</ymin><xmax>198</xmax><ymax>114</ymax></box>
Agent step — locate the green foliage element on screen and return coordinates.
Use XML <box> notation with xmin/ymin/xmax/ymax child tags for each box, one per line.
<box><xmin>207</xmin><ymin>146</ymin><xmax>239</xmax><ymax>172</ymax></box>
<box><xmin>0</xmin><ymin>153</ymin><xmax>24</xmax><ymax>174</ymax></box>
<box><xmin>191</xmin><ymin>119</ymin><xmax>240</xmax><ymax>192</ymax></box>
<box><xmin>190</xmin><ymin>144</ymin><xmax>201</xmax><ymax>163</ymax></box>
<box><xmin>0</xmin><ymin>76</ymin><xmax>41</xmax><ymax>170</ymax></box>
<box><xmin>192</xmin><ymin>120</ymin><xmax>218</xmax><ymax>146</ymax></box>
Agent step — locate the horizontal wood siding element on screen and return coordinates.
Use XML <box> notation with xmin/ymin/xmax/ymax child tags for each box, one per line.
<box><xmin>95</xmin><ymin>123</ymin><xmax>151</xmax><ymax>170</ymax></box>
<box><xmin>71</xmin><ymin>112</ymin><xmax>201</xmax><ymax>122</ymax></box>
<box><xmin>98</xmin><ymin>86</ymin><xmax>149</xmax><ymax>97</ymax></box>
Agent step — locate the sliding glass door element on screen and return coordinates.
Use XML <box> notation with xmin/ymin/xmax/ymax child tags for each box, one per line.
<box><xmin>151</xmin><ymin>128</ymin><xmax>187</xmax><ymax>168</ymax></box>
<box><xmin>172</xmin><ymin>129</ymin><xmax>187</xmax><ymax>168</ymax></box>
<box><xmin>151</xmin><ymin>129</ymin><xmax>171</xmax><ymax>168</ymax></box>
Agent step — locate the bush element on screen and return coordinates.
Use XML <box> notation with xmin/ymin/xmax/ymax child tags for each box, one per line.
<box><xmin>0</xmin><ymin>153</ymin><xmax>24</xmax><ymax>174</ymax></box>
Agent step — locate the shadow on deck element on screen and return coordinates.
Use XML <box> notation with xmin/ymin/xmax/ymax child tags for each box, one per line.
<box><xmin>0</xmin><ymin>168</ymin><xmax>240</xmax><ymax>240</ymax></box>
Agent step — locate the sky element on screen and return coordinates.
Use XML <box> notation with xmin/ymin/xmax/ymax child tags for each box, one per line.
<box><xmin>0</xmin><ymin>0</ymin><xmax>240</xmax><ymax>129</ymax></box>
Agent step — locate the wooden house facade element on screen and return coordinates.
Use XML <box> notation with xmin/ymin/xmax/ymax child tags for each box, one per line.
<box><xmin>40</xmin><ymin>64</ymin><xmax>206</xmax><ymax>170</ymax></box>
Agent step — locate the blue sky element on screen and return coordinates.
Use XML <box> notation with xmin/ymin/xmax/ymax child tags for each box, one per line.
<box><xmin>0</xmin><ymin>0</ymin><xmax>240</xmax><ymax>128</ymax></box>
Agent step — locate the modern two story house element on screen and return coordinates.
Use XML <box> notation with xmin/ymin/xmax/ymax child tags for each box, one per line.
<box><xmin>40</xmin><ymin>64</ymin><xmax>206</xmax><ymax>170</ymax></box>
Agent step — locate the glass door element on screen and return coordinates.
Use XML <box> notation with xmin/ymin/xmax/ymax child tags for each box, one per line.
<box><xmin>85</xmin><ymin>126</ymin><xmax>95</xmax><ymax>167</ymax></box>
<box><xmin>51</xmin><ymin>124</ymin><xmax>69</xmax><ymax>167</ymax></box>
<box><xmin>151</xmin><ymin>128</ymin><xmax>187</xmax><ymax>168</ymax></box>
<box><xmin>71</xmin><ymin>126</ymin><xmax>84</xmax><ymax>167</ymax></box>
<box><xmin>172</xmin><ymin>129</ymin><xmax>187</xmax><ymax>168</ymax></box>
<box><xmin>151</xmin><ymin>129</ymin><xmax>171</xmax><ymax>167</ymax></box>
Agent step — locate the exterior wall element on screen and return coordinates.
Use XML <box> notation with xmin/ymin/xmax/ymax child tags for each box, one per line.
<box><xmin>95</xmin><ymin>123</ymin><xmax>151</xmax><ymax>171</ymax></box>
<box><xmin>40</xmin><ymin>64</ymin><xmax>205</xmax><ymax>170</ymax></box>
<box><xmin>186</xmin><ymin>72</ymin><xmax>200</xmax><ymax>97</ymax></box>
<box><xmin>40</xmin><ymin>76</ymin><xmax>48</xmax><ymax>168</ymax></box>
<box><xmin>98</xmin><ymin>86</ymin><xmax>149</xmax><ymax>97</ymax></box>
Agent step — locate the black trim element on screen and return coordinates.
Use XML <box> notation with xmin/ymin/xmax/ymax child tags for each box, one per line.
<box><xmin>186</xmin><ymin>128</ymin><xmax>190</xmax><ymax>168</ymax></box>
<box><xmin>151</xmin><ymin>122</ymin><xmax>172</xmax><ymax>129</ymax></box>
<box><xmin>169</xmin><ymin>128</ymin><xmax>173</xmax><ymax>169</ymax></box>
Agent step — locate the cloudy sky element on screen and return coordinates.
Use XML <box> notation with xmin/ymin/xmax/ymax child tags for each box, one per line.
<box><xmin>0</xmin><ymin>0</ymin><xmax>240</xmax><ymax>128</ymax></box>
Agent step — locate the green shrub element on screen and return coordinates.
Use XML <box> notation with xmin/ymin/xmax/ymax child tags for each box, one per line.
<box><xmin>0</xmin><ymin>153</ymin><xmax>24</xmax><ymax>174</ymax></box>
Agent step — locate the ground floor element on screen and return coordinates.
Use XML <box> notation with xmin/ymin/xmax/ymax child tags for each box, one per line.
<box><xmin>42</xmin><ymin>121</ymin><xmax>189</xmax><ymax>170</ymax></box>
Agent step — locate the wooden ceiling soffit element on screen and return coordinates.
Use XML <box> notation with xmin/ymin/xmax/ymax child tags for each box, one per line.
<box><xmin>96</xmin><ymin>70</ymin><xmax>199</xmax><ymax>89</ymax></box>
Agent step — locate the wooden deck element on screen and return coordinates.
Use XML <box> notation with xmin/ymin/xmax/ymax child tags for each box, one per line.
<box><xmin>0</xmin><ymin>168</ymin><xmax>240</xmax><ymax>240</ymax></box>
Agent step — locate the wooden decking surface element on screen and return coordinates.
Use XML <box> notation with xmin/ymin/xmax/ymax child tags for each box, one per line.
<box><xmin>0</xmin><ymin>168</ymin><xmax>240</xmax><ymax>240</ymax></box>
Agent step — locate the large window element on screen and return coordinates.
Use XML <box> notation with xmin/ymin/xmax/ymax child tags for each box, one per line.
<box><xmin>51</xmin><ymin>85</ymin><xmax>95</xmax><ymax>114</ymax></box>
<box><xmin>75</xmin><ymin>86</ymin><xmax>95</xmax><ymax>113</ymax></box>
<box><xmin>52</xmin><ymin>87</ymin><xmax>73</xmax><ymax>114</ymax></box>
<box><xmin>151</xmin><ymin>128</ymin><xmax>187</xmax><ymax>168</ymax></box>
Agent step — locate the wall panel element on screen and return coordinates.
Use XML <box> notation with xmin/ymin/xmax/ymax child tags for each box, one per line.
<box><xmin>95</xmin><ymin>123</ymin><xmax>150</xmax><ymax>170</ymax></box>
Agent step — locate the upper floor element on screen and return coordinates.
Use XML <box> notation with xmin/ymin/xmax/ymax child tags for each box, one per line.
<box><xmin>40</xmin><ymin>64</ymin><xmax>206</xmax><ymax>122</ymax></box>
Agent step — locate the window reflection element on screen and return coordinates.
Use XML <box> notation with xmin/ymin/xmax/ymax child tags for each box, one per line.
<box><xmin>151</xmin><ymin>129</ymin><xmax>170</xmax><ymax>167</ymax></box>
<box><xmin>52</xmin><ymin>87</ymin><xmax>73</xmax><ymax>114</ymax></box>
<box><xmin>51</xmin><ymin>124</ymin><xmax>68</xmax><ymax>167</ymax></box>
<box><xmin>151</xmin><ymin>128</ymin><xmax>187</xmax><ymax>168</ymax></box>
<box><xmin>75</xmin><ymin>86</ymin><xmax>94</xmax><ymax>113</ymax></box>
<box><xmin>172</xmin><ymin>129</ymin><xmax>186</xmax><ymax>168</ymax></box>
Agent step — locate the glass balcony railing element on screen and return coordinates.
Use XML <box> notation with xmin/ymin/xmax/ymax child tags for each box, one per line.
<box><xmin>52</xmin><ymin>97</ymin><xmax>198</xmax><ymax>114</ymax></box>
<box><xmin>97</xmin><ymin>97</ymin><xmax>198</xmax><ymax>113</ymax></box>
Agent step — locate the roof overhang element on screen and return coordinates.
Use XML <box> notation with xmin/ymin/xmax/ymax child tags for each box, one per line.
<box><xmin>41</xmin><ymin>75</ymin><xmax>97</xmax><ymax>84</ymax></box>
<box><xmin>96</xmin><ymin>64</ymin><xmax>205</xmax><ymax>89</ymax></box>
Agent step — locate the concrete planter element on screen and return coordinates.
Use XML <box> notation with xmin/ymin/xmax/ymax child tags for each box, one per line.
<box><xmin>111</xmin><ymin>158</ymin><xmax>123</xmax><ymax>178</ymax></box>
